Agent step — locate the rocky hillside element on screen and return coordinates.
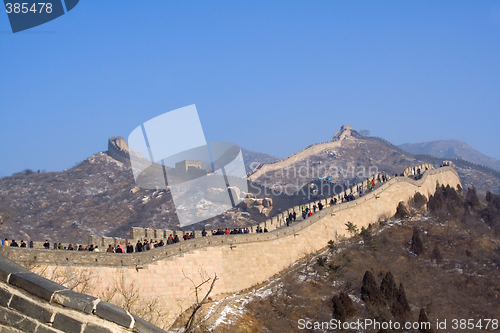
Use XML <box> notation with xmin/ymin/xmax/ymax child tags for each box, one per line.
<box><xmin>0</xmin><ymin>153</ymin><xmax>263</xmax><ymax>244</ymax></box>
<box><xmin>177</xmin><ymin>188</ymin><xmax>500</xmax><ymax>332</ymax></box>
<box><xmin>399</xmin><ymin>139</ymin><xmax>500</xmax><ymax>171</ymax></box>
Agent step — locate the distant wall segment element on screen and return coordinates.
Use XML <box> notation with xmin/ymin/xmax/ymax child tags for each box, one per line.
<box><xmin>247</xmin><ymin>125</ymin><xmax>356</xmax><ymax>181</ymax></box>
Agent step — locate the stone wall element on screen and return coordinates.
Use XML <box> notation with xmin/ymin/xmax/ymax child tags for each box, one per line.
<box><xmin>0</xmin><ymin>255</ymin><xmax>166</xmax><ymax>333</ymax></box>
<box><xmin>247</xmin><ymin>140</ymin><xmax>344</xmax><ymax>181</ymax></box>
<box><xmin>248</xmin><ymin>124</ymin><xmax>355</xmax><ymax>180</ymax></box>
<box><xmin>403</xmin><ymin>163</ymin><xmax>433</xmax><ymax>177</ymax></box>
<box><xmin>77</xmin><ymin>164</ymin><xmax>424</xmax><ymax>248</ymax></box>
<box><xmin>106</xmin><ymin>137</ymin><xmax>152</xmax><ymax>172</ymax></box>
<box><xmin>0</xmin><ymin>167</ymin><xmax>461</xmax><ymax>328</ymax></box>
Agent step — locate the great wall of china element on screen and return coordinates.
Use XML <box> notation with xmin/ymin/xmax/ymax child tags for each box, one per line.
<box><xmin>246</xmin><ymin>126</ymin><xmax>500</xmax><ymax>181</ymax></box>
<box><xmin>246</xmin><ymin>126</ymin><xmax>354</xmax><ymax>180</ymax></box>
<box><xmin>0</xmin><ymin>164</ymin><xmax>461</xmax><ymax>328</ymax></box>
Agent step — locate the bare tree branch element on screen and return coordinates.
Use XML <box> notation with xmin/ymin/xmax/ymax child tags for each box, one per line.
<box><xmin>184</xmin><ymin>271</ymin><xmax>218</xmax><ymax>332</ymax></box>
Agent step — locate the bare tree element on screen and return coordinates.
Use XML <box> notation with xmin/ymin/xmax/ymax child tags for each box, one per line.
<box><xmin>0</xmin><ymin>206</ymin><xmax>13</xmax><ymax>233</ymax></box>
<box><xmin>183</xmin><ymin>269</ymin><xmax>218</xmax><ymax>332</ymax></box>
<box><xmin>31</xmin><ymin>265</ymin><xmax>171</xmax><ymax>329</ymax></box>
<box><xmin>359</xmin><ymin>129</ymin><xmax>371</xmax><ymax>137</ymax></box>
<box><xmin>32</xmin><ymin>265</ymin><xmax>98</xmax><ymax>295</ymax></box>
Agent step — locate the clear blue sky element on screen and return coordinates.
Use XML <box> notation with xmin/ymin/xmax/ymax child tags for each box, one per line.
<box><xmin>1</xmin><ymin>1</ymin><xmax>499</xmax><ymax>177</ymax></box>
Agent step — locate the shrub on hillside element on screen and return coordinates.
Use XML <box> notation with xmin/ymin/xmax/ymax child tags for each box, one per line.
<box><xmin>23</xmin><ymin>169</ymin><xmax>34</xmax><ymax>175</ymax></box>
<box><xmin>316</xmin><ymin>256</ymin><xmax>327</xmax><ymax>267</ymax></box>
<box><xmin>410</xmin><ymin>192</ymin><xmax>428</xmax><ymax>210</ymax></box>
<box><xmin>395</xmin><ymin>201</ymin><xmax>410</xmax><ymax>219</ymax></box>
<box><xmin>464</xmin><ymin>187</ymin><xmax>480</xmax><ymax>210</ymax></box>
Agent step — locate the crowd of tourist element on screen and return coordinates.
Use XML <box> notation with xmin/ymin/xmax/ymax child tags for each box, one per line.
<box><xmin>2</xmin><ymin>239</ymin><xmax>26</xmax><ymax>247</ymax></box>
<box><xmin>2</xmin><ymin>167</ymin><xmax>435</xmax><ymax>254</ymax></box>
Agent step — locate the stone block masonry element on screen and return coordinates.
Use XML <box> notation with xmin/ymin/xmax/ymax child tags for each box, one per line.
<box><xmin>0</xmin><ymin>255</ymin><xmax>166</xmax><ymax>332</ymax></box>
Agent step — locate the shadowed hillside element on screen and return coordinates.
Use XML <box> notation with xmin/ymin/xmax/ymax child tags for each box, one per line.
<box><xmin>0</xmin><ymin>153</ymin><xmax>266</xmax><ymax>244</ymax></box>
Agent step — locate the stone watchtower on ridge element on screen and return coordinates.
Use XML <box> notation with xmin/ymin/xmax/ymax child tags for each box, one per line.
<box><xmin>333</xmin><ymin>124</ymin><xmax>353</xmax><ymax>141</ymax></box>
<box><xmin>175</xmin><ymin>160</ymin><xmax>202</xmax><ymax>172</ymax></box>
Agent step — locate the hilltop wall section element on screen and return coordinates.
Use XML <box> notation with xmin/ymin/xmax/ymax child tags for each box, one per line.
<box><xmin>247</xmin><ymin>140</ymin><xmax>345</xmax><ymax>181</ymax></box>
<box><xmin>106</xmin><ymin>137</ymin><xmax>153</xmax><ymax>172</ymax></box>
<box><xmin>0</xmin><ymin>167</ymin><xmax>461</xmax><ymax>328</ymax></box>
<box><xmin>247</xmin><ymin>127</ymin><xmax>500</xmax><ymax>183</ymax></box>
<box><xmin>247</xmin><ymin>125</ymin><xmax>356</xmax><ymax>181</ymax></box>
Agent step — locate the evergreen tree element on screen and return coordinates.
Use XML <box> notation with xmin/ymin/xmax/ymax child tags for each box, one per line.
<box><xmin>345</xmin><ymin>221</ymin><xmax>358</xmax><ymax>236</ymax></box>
<box><xmin>361</xmin><ymin>271</ymin><xmax>385</xmax><ymax>306</ymax></box>
<box><xmin>428</xmin><ymin>185</ymin><xmax>445</xmax><ymax>214</ymax></box>
<box><xmin>465</xmin><ymin>187</ymin><xmax>480</xmax><ymax>210</ymax></box>
<box><xmin>431</xmin><ymin>244</ymin><xmax>442</xmax><ymax>264</ymax></box>
<box><xmin>397</xmin><ymin>283</ymin><xmax>411</xmax><ymax>314</ymax></box>
<box><xmin>411</xmin><ymin>226</ymin><xmax>424</xmax><ymax>255</ymax></box>
<box><xmin>410</xmin><ymin>192</ymin><xmax>428</xmax><ymax>210</ymax></box>
<box><xmin>327</xmin><ymin>240</ymin><xmax>337</xmax><ymax>253</ymax></box>
<box><xmin>380</xmin><ymin>271</ymin><xmax>397</xmax><ymax>303</ymax></box>
<box><xmin>360</xmin><ymin>227</ymin><xmax>374</xmax><ymax>247</ymax></box>
<box><xmin>395</xmin><ymin>201</ymin><xmax>409</xmax><ymax>219</ymax></box>
<box><xmin>418</xmin><ymin>308</ymin><xmax>434</xmax><ymax>333</ymax></box>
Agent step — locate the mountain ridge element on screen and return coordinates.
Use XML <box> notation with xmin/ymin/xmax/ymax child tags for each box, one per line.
<box><xmin>399</xmin><ymin>139</ymin><xmax>500</xmax><ymax>171</ymax></box>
